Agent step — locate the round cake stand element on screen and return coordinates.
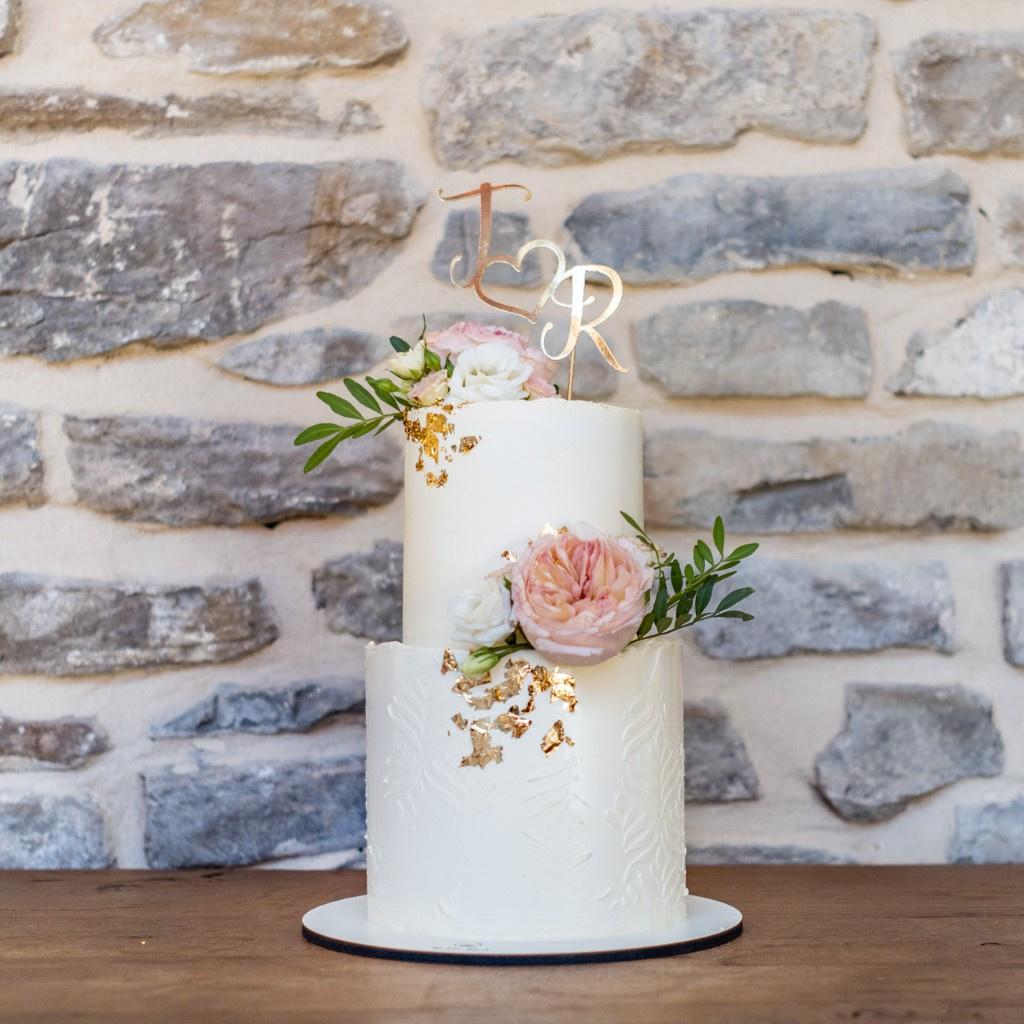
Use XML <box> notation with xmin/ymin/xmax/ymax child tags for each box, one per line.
<box><xmin>301</xmin><ymin>894</ymin><xmax>742</xmax><ymax>965</ymax></box>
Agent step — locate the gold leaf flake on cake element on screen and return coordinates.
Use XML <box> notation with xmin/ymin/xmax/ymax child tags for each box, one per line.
<box><xmin>460</xmin><ymin>719</ymin><xmax>503</xmax><ymax>769</ymax></box>
<box><xmin>451</xmin><ymin>712</ymin><xmax>468</xmax><ymax>731</ymax></box>
<box><xmin>540</xmin><ymin>719</ymin><xmax>574</xmax><ymax>755</ymax></box>
<box><xmin>458</xmin><ymin>435</ymin><xmax>480</xmax><ymax>454</ymax></box>
<box><xmin>494</xmin><ymin>707</ymin><xmax>531</xmax><ymax>738</ymax></box>
<box><xmin>426</xmin><ymin>470</ymin><xmax>448</xmax><ymax>488</ymax></box>
<box><xmin>440</xmin><ymin>648</ymin><xmax>459</xmax><ymax>674</ymax></box>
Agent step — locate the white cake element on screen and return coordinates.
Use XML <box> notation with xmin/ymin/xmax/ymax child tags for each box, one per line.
<box><xmin>365</xmin><ymin>398</ymin><xmax>688</xmax><ymax>942</ymax></box>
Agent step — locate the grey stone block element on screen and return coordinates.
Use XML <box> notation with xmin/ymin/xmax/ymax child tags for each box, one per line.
<box><xmin>688</xmin><ymin>844</ymin><xmax>853</xmax><ymax>865</ymax></box>
<box><xmin>143</xmin><ymin>758</ymin><xmax>365</xmax><ymax>868</ymax></box>
<box><xmin>0</xmin><ymin>574</ymin><xmax>278</xmax><ymax>676</ymax></box>
<box><xmin>431</xmin><ymin>210</ymin><xmax>541</xmax><ymax>289</ymax></box>
<box><xmin>635</xmin><ymin>300</ymin><xmax>871</xmax><ymax>398</ymax></box>
<box><xmin>950</xmin><ymin>797</ymin><xmax>1024</xmax><ymax>863</ymax></box>
<box><xmin>889</xmin><ymin>290</ymin><xmax>1024</xmax><ymax>398</ymax></box>
<box><xmin>0</xmin><ymin>159</ymin><xmax>423</xmax><ymax>361</ymax></box>
<box><xmin>313</xmin><ymin>540</ymin><xmax>402</xmax><ymax>643</ymax></box>
<box><xmin>814</xmin><ymin>684</ymin><xmax>1003</xmax><ymax>822</ymax></box>
<box><xmin>695</xmin><ymin>560</ymin><xmax>955</xmax><ymax>661</ymax></box>
<box><xmin>644</xmin><ymin>422</ymin><xmax>1024</xmax><ymax>534</ymax></box>
<box><xmin>683</xmin><ymin>699</ymin><xmax>759</xmax><ymax>803</ymax></box>
<box><xmin>0</xmin><ymin>794</ymin><xmax>113</xmax><ymax>868</ymax></box>
<box><xmin>565</xmin><ymin>167</ymin><xmax>975</xmax><ymax>284</ymax></box>
<box><xmin>0</xmin><ymin>403</ymin><xmax>42</xmax><ymax>507</ymax></box>
<box><xmin>216</xmin><ymin>328</ymin><xmax>380</xmax><ymax>386</ymax></box>
<box><xmin>64</xmin><ymin>415</ymin><xmax>402</xmax><ymax>527</ymax></box>
<box><xmin>424</xmin><ymin>8</ymin><xmax>874</xmax><ymax>167</ymax></box>
<box><xmin>94</xmin><ymin>0</ymin><xmax>407</xmax><ymax>75</ymax></box>
<box><xmin>895</xmin><ymin>33</ymin><xmax>1024</xmax><ymax>155</ymax></box>
<box><xmin>1002</xmin><ymin>561</ymin><xmax>1024</xmax><ymax>668</ymax></box>
<box><xmin>151</xmin><ymin>677</ymin><xmax>364</xmax><ymax>738</ymax></box>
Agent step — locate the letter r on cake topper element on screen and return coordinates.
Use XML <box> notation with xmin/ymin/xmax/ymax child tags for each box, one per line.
<box><xmin>438</xmin><ymin>182</ymin><xmax>628</xmax><ymax>400</ymax></box>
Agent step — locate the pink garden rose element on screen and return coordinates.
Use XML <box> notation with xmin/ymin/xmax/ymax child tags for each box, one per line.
<box><xmin>425</xmin><ymin>321</ymin><xmax>558</xmax><ymax>399</ymax></box>
<box><xmin>510</xmin><ymin>530</ymin><xmax>654</xmax><ymax>666</ymax></box>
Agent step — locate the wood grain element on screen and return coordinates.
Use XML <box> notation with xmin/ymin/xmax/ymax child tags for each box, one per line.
<box><xmin>0</xmin><ymin>866</ymin><xmax>1020</xmax><ymax>1024</ymax></box>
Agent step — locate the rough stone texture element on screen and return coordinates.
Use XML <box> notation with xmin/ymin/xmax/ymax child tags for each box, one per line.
<box><xmin>695</xmin><ymin>560</ymin><xmax>955</xmax><ymax>661</ymax></box>
<box><xmin>564</xmin><ymin>167</ymin><xmax>975</xmax><ymax>284</ymax></box>
<box><xmin>0</xmin><ymin>0</ymin><xmax>16</xmax><ymax>56</ymax></box>
<box><xmin>143</xmin><ymin>758</ymin><xmax>365</xmax><ymax>868</ymax></box>
<box><xmin>950</xmin><ymin>797</ymin><xmax>1024</xmax><ymax>864</ymax></box>
<box><xmin>889</xmin><ymin>290</ymin><xmax>1024</xmax><ymax>398</ymax></box>
<box><xmin>0</xmin><ymin>159</ymin><xmax>423</xmax><ymax>361</ymax></box>
<box><xmin>95</xmin><ymin>0</ymin><xmax>408</xmax><ymax>75</ymax></box>
<box><xmin>0</xmin><ymin>574</ymin><xmax>278</xmax><ymax>676</ymax></box>
<box><xmin>814</xmin><ymin>684</ymin><xmax>1003</xmax><ymax>822</ymax></box>
<box><xmin>644</xmin><ymin>422</ymin><xmax>1024</xmax><ymax>534</ymax></box>
<box><xmin>995</xmin><ymin>192</ymin><xmax>1024</xmax><ymax>268</ymax></box>
<box><xmin>313</xmin><ymin>540</ymin><xmax>402</xmax><ymax>642</ymax></box>
<box><xmin>0</xmin><ymin>90</ymin><xmax>379</xmax><ymax>138</ymax></box>
<box><xmin>64</xmin><ymin>415</ymin><xmax>402</xmax><ymax>527</ymax></box>
<box><xmin>688</xmin><ymin>845</ymin><xmax>852</xmax><ymax>865</ymax></box>
<box><xmin>895</xmin><ymin>33</ymin><xmax>1024</xmax><ymax>156</ymax></box>
<box><xmin>0</xmin><ymin>403</ymin><xmax>43</xmax><ymax>507</ymax></box>
<box><xmin>683</xmin><ymin>699</ymin><xmax>759</xmax><ymax>803</ymax></box>
<box><xmin>0</xmin><ymin>795</ymin><xmax>112</xmax><ymax>868</ymax></box>
<box><xmin>432</xmin><ymin>210</ymin><xmax>541</xmax><ymax>288</ymax></box>
<box><xmin>216</xmin><ymin>327</ymin><xmax>380</xmax><ymax>386</ymax></box>
<box><xmin>1002</xmin><ymin>561</ymin><xmax>1024</xmax><ymax>668</ymax></box>
<box><xmin>392</xmin><ymin>312</ymin><xmax>619</xmax><ymax>401</ymax></box>
<box><xmin>0</xmin><ymin>715</ymin><xmax>108</xmax><ymax>770</ymax></box>
<box><xmin>635</xmin><ymin>300</ymin><xmax>871</xmax><ymax>398</ymax></box>
<box><xmin>151</xmin><ymin>677</ymin><xmax>364</xmax><ymax>738</ymax></box>
<box><xmin>424</xmin><ymin>8</ymin><xmax>875</xmax><ymax>168</ymax></box>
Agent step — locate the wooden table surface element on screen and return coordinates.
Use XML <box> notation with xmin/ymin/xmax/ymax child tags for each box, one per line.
<box><xmin>0</xmin><ymin>865</ymin><xmax>1020</xmax><ymax>1023</ymax></box>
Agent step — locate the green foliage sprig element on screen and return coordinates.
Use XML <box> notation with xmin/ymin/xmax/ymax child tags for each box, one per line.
<box><xmin>621</xmin><ymin>512</ymin><xmax>758</xmax><ymax>642</ymax></box>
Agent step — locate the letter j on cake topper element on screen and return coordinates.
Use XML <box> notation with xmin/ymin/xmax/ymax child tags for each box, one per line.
<box><xmin>438</xmin><ymin>182</ymin><xmax>628</xmax><ymax>401</ymax></box>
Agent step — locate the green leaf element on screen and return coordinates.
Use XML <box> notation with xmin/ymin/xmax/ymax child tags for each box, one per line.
<box><xmin>316</xmin><ymin>391</ymin><xmax>362</xmax><ymax>420</ymax></box>
<box><xmin>713</xmin><ymin>516</ymin><xmax>725</xmax><ymax>555</ymax></box>
<box><xmin>728</xmin><ymin>542</ymin><xmax>760</xmax><ymax>561</ymax></box>
<box><xmin>716</xmin><ymin>587</ymin><xmax>755</xmax><ymax>613</ymax></box>
<box><xmin>620</xmin><ymin>510</ymin><xmax>643</xmax><ymax>535</ymax></box>
<box><xmin>655</xmin><ymin>616</ymin><xmax>672</xmax><ymax>633</ymax></box>
<box><xmin>419</xmin><ymin>314</ymin><xmax>427</xmax><ymax>341</ymax></box>
<box><xmin>345</xmin><ymin>378</ymin><xmax>381</xmax><ymax>414</ymax></box>
<box><xmin>373</xmin><ymin>418</ymin><xmax>394</xmax><ymax>435</ymax></box>
<box><xmin>637</xmin><ymin>610</ymin><xmax>657</xmax><ymax>639</ymax></box>
<box><xmin>670</xmin><ymin>559</ymin><xmax>683</xmax><ymax>593</ymax></box>
<box><xmin>697</xmin><ymin>539</ymin><xmax>715</xmax><ymax>566</ymax></box>
<box><xmin>348</xmin><ymin>418</ymin><xmax>383</xmax><ymax>438</ymax></box>
<box><xmin>695</xmin><ymin>578</ymin><xmax>715</xmax><ymax>616</ymax></box>
<box><xmin>389</xmin><ymin>335</ymin><xmax>411</xmax><ymax>353</ymax></box>
<box><xmin>693</xmin><ymin>544</ymin><xmax>706</xmax><ymax>572</ymax></box>
<box><xmin>653</xmin><ymin>577</ymin><xmax>669</xmax><ymax>621</ymax></box>
<box><xmin>445</xmin><ymin>355</ymin><xmax>455</xmax><ymax>378</ymax></box>
<box><xmin>423</xmin><ymin>347</ymin><xmax>442</xmax><ymax>373</ymax></box>
<box><xmin>366</xmin><ymin>377</ymin><xmax>399</xmax><ymax>410</ymax></box>
<box><xmin>674</xmin><ymin>606</ymin><xmax>692</xmax><ymax>628</ymax></box>
<box><xmin>684</xmin><ymin>563</ymin><xmax>696</xmax><ymax>584</ymax></box>
<box><xmin>303</xmin><ymin>433</ymin><xmax>345</xmax><ymax>473</ymax></box>
<box><xmin>716</xmin><ymin>610</ymin><xmax>754</xmax><ymax>622</ymax></box>
<box><xmin>293</xmin><ymin>423</ymin><xmax>340</xmax><ymax>446</ymax></box>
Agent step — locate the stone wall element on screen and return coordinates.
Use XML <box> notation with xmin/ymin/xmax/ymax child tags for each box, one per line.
<box><xmin>0</xmin><ymin>0</ymin><xmax>1022</xmax><ymax>870</ymax></box>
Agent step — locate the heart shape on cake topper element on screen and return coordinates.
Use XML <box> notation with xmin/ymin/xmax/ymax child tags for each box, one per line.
<box><xmin>439</xmin><ymin>182</ymin><xmax>628</xmax><ymax>399</ymax></box>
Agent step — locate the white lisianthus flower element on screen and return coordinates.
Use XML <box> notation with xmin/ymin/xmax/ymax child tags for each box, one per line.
<box><xmin>387</xmin><ymin>340</ymin><xmax>426</xmax><ymax>381</ymax></box>
<box><xmin>451</xmin><ymin>576</ymin><xmax>516</xmax><ymax>646</ymax></box>
<box><xmin>448</xmin><ymin>341</ymin><xmax>532</xmax><ymax>403</ymax></box>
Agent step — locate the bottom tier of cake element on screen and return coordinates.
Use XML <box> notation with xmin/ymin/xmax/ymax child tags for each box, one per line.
<box><xmin>365</xmin><ymin>638</ymin><xmax>687</xmax><ymax>942</ymax></box>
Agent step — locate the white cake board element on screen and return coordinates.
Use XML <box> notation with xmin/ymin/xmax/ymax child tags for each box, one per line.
<box><xmin>302</xmin><ymin>894</ymin><xmax>742</xmax><ymax>965</ymax></box>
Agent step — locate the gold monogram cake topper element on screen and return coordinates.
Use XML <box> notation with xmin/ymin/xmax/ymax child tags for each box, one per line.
<box><xmin>438</xmin><ymin>182</ymin><xmax>627</xmax><ymax>400</ymax></box>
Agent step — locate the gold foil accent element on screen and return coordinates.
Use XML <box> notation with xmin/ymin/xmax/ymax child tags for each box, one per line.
<box><xmin>452</xmin><ymin>671</ymin><xmax>490</xmax><ymax>694</ymax></box>
<box><xmin>451</xmin><ymin>713</ymin><xmax>468</xmax><ymax>731</ymax></box>
<box><xmin>531</xmin><ymin>667</ymin><xmax>579</xmax><ymax>713</ymax></box>
<box><xmin>440</xmin><ymin>648</ymin><xmax>459</xmax><ymax>674</ymax></box>
<box><xmin>494</xmin><ymin>707</ymin><xmax>532</xmax><ymax>738</ymax></box>
<box><xmin>460</xmin><ymin>718</ymin><xmax>503</xmax><ymax>769</ymax></box>
<box><xmin>426</xmin><ymin>470</ymin><xmax>448</xmax><ymax>488</ymax></box>
<box><xmin>458</xmin><ymin>435</ymin><xmax>480</xmax><ymax>454</ymax></box>
<box><xmin>541</xmin><ymin>719</ymin><xmax>574</xmax><ymax>755</ymax></box>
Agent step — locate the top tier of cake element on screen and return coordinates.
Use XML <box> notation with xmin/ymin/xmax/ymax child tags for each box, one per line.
<box><xmin>402</xmin><ymin>398</ymin><xmax>644</xmax><ymax>647</ymax></box>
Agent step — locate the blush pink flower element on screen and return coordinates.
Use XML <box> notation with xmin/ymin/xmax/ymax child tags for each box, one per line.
<box><xmin>408</xmin><ymin>369</ymin><xmax>449</xmax><ymax>406</ymax></box>
<box><xmin>510</xmin><ymin>530</ymin><xmax>654</xmax><ymax>666</ymax></box>
<box><xmin>425</xmin><ymin>321</ymin><xmax>558</xmax><ymax>399</ymax></box>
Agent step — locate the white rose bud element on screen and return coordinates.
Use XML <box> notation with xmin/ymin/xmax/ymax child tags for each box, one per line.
<box><xmin>447</xmin><ymin>341</ymin><xmax>533</xmax><ymax>404</ymax></box>
<box><xmin>450</xmin><ymin>576</ymin><xmax>516</xmax><ymax>647</ymax></box>
<box><xmin>387</xmin><ymin>340</ymin><xmax>427</xmax><ymax>381</ymax></box>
